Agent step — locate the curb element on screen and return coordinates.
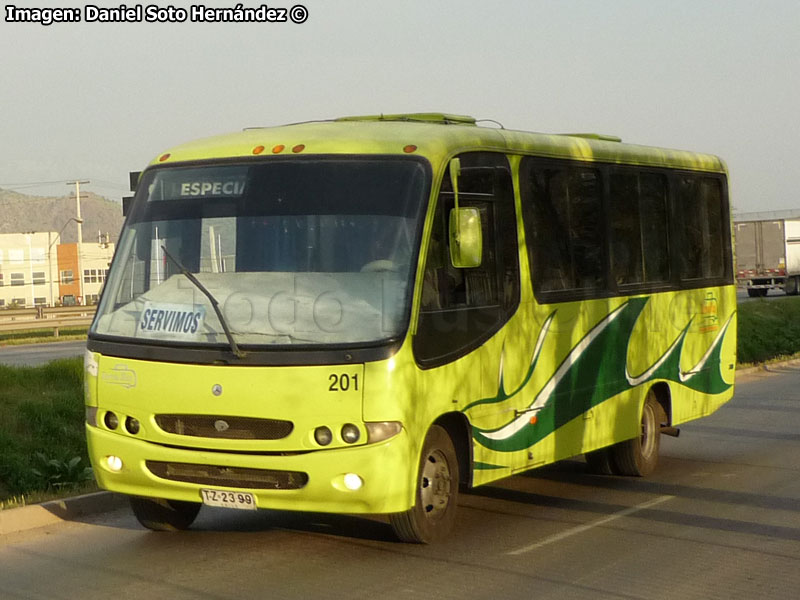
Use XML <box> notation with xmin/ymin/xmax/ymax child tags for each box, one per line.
<box><xmin>0</xmin><ymin>491</ymin><xmax>127</xmax><ymax>536</ymax></box>
<box><xmin>735</xmin><ymin>357</ymin><xmax>800</xmax><ymax>378</ymax></box>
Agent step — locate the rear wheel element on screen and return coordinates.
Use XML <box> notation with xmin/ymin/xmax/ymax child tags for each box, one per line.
<box><xmin>585</xmin><ymin>446</ymin><xmax>617</xmax><ymax>475</ymax></box>
<box><xmin>129</xmin><ymin>496</ymin><xmax>201</xmax><ymax>531</ymax></box>
<box><xmin>611</xmin><ymin>390</ymin><xmax>661</xmax><ymax>477</ymax></box>
<box><xmin>389</xmin><ymin>425</ymin><xmax>459</xmax><ymax>543</ymax></box>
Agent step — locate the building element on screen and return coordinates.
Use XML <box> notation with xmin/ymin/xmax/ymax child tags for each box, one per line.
<box><xmin>56</xmin><ymin>242</ymin><xmax>115</xmax><ymax>305</ymax></box>
<box><xmin>0</xmin><ymin>232</ymin><xmax>61</xmax><ymax>308</ymax></box>
<box><xmin>0</xmin><ymin>232</ymin><xmax>114</xmax><ymax>307</ymax></box>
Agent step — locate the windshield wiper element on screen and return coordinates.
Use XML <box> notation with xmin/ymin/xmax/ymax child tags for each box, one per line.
<box><xmin>160</xmin><ymin>245</ymin><xmax>245</xmax><ymax>358</ymax></box>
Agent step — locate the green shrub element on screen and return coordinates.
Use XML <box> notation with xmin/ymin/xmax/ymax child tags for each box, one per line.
<box><xmin>0</xmin><ymin>357</ymin><xmax>90</xmax><ymax>499</ymax></box>
<box><xmin>737</xmin><ymin>296</ymin><xmax>800</xmax><ymax>364</ymax></box>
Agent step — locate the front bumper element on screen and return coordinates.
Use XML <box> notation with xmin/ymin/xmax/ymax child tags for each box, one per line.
<box><xmin>87</xmin><ymin>424</ymin><xmax>414</xmax><ymax>514</ymax></box>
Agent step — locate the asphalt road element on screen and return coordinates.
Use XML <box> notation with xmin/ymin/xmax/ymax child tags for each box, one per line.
<box><xmin>1</xmin><ymin>367</ymin><xmax>799</xmax><ymax>600</ymax></box>
<box><xmin>0</xmin><ymin>340</ymin><xmax>85</xmax><ymax>366</ymax></box>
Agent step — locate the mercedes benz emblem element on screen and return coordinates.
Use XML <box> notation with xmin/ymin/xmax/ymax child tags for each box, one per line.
<box><xmin>214</xmin><ymin>419</ymin><xmax>230</xmax><ymax>432</ymax></box>
<box><xmin>212</xmin><ymin>384</ymin><xmax>223</xmax><ymax>396</ymax></box>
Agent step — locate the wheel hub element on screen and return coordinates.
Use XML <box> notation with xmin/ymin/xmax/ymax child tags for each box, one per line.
<box><xmin>421</xmin><ymin>449</ymin><xmax>451</xmax><ymax>516</ymax></box>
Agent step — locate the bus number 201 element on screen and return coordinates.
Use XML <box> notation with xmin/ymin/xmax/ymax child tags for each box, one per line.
<box><xmin>329</xmin><ymin>373</ymin><xmax>359</xmax><ymax>392</ymax></box>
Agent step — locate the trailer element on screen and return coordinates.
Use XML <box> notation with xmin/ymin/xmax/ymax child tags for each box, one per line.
<box><xmin>735</xmin><ymin>210</ymin><xmax>800</xmax><ymax>297</ymax></box>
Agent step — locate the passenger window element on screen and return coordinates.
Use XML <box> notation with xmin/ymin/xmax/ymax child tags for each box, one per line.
<box><xmin>679</xmin><ymin>176</ymin><xmax>725</xmax><ymax>280</ymax></box>
<box><xmin>521</xmin><ymin>161</ymin><xmax>604</xmax><ymax>298</ymax></box>
<box><xmin>609</xmin><ymin>171</ymin><xmax>669</xmax><ymax>286</ymax></box>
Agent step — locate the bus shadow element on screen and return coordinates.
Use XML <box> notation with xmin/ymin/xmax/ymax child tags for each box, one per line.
<box><xmin>515</xmin><ymin>459</ymin><xmax>800</xmax><ymax>513</ymax></box>
<box><xmin>190</xmin><ymin>506</ymin><xmax>398</xmax><ymax>542</ymax></box>
<box><xmin>463</xmin><ymin>459</ymin><xmax>800</xmax><ymax>542</ymax></box>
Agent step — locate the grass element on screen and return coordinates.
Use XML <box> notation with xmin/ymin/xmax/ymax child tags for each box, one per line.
<box><xmin>0</xmin><ymin>327</ymin><xmax>88</xmax><ymax>346</ymax></box>
<box><xmin>0</xmin><ymin>357</ymin><xmax>95</xmax><ymax>505</ymax></box>
<box><xmin>736</xmin><ymin>295</ymin><xmax>800</xmax><ymax>364</ymax></box>
<box><xmin>0</xmin><ymin>482</ymin><xmax>98</xmax><ymax>511</ymax></box>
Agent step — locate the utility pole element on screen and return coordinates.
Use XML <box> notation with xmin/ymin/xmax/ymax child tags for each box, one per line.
<box><xmin>67</xmin><ymin>180</ymin><xmax>89</xmax><ymax>304</ymax></box>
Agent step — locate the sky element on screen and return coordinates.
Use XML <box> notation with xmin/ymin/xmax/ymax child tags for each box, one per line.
<box><xmin>1</xmin><ymin>0</ymin><xmax>798</xmax><ymax>214</ymax></box>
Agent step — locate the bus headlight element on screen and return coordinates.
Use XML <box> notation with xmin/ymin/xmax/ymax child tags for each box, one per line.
<box><xmin>341</xmin><ymin>423</ymin><xmax>360</xmax><ymax>444</ymax></box>
<box><xmin>104</xmin><ymin>411</ymin><xmax>119</xmax><ymax>430</ymax></box>
<box><xmin>314</xmin><ymin>426</ymin><xmax>333</xmax><ymax>446</ymax></box>
<box><xmin>365</xmin><ymin>421</ymin><xmax>402</xmax><ymax>444</ymax></box>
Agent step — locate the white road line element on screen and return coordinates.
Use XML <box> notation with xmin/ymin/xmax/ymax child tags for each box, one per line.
<box><xmin>506</xmin><ymin>494</ymin><xmax>675</xmax><ymax>555</ymax></box>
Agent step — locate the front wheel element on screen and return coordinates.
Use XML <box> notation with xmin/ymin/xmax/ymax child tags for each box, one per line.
<box><xmin>611</xmin><ymin>391</ymin><xmax>662</xmax><ymax>477</ymax></box>
<box><xmin>389</xmin><ymin>425</ymin><xmax>459</xmax><ymax>543</ymax></box>
<box><xmin>130</xmin><ymin>496</ymin><xmax>201</xmax><ymax>531</ymax></box>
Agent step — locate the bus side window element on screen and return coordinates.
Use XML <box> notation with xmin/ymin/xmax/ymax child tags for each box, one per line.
<box><xmin>609</xmin><ymin>171</ymin><xmax>670</xmax><ymax>287</ymax></box>
<box><xmin>521</xmin><ymin>160</ymin><xmax>604</xmax><ymax>300</ymax></box>
<box><xmin>679</xmin><ymin>176</ymin><xmax>726</xmax><ymax>281</ymax></box>
<box><xmin>415</xmin><ymin>152</ymin><xmax>519</xmax><ymax>366</ymax></box>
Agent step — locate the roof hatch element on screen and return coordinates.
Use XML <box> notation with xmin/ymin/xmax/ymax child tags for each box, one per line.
<box><xmin>336</xmin><ymin>113</ymin><xmax>477</xmax><ymax>125</ymax></box>
<box><xmin>561</xmin><ymin>132</ymin><xmax>622</xmax><ymax>142</ymax></box>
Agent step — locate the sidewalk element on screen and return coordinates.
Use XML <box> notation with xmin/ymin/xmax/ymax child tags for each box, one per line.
<box><xmin>0</xmin><ymin>491</ymin><xmax>126</xmax><ymax>536</ymax></box>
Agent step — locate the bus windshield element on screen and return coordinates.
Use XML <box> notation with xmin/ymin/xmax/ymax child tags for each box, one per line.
<box><xmin>92</xmin><ymin>158</ymin><xmax>430</xmax><ymax>348</ymax></box>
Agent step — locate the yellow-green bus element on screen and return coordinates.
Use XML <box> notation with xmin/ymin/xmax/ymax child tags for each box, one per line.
<box><xmin>85</xmin><ymin>113</ymin><xmax>736</xmax><ymax>542</ymax></box>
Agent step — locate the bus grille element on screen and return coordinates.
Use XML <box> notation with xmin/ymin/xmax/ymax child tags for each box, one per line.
<box><xmin>155</xmin><ymin>414</ymin><xmax>293</xmax><ymax>440</ymax></box>
<box><xmin>146</xmin><ymin>461</ymin><xmax>308</xmax><ymax>490</ymax></box>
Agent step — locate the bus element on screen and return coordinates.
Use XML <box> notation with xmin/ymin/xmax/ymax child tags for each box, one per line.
<box><xmin>85</xmin><ymin>113</ymin><xmax>736</xmax><ymax>542</ymax></box>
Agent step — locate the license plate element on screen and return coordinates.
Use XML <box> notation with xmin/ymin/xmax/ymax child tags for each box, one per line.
<box><xmin>200</xmin><ymin>489</ymin><xmax>257</xmax><ymax>510</ymax></box>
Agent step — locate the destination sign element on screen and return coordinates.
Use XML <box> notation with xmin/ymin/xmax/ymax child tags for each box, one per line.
<box><xmin>137</xmin><ymin>302</ymin><xmax>206</xmax><ymax>340</ymax></box>
<box><xmin>148</xmin><ymin>166</ymin><xmax>249</xmax><ymax>201</ymax></box>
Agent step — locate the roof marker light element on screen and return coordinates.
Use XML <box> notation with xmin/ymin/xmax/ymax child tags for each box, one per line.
<box><xmin>403</xmin><ymin>145</ymin><xmax>417</xmax><ymax>153</ymax></box>
<box><xmin>159</xmin><ymin>153</ymin><xmax>171</xmax><ymax>162</ymax></box>
<box><xmin>272</xmin><ymin>144</ymin><xmax>285</xmax><ymax>154</ymax></box>
<box><xmin>292</xmin><ymin>144</ymin><xmax>305</xmax><ymax>153</ymax></box>
<box><xmin>253</xmin><ymin>145</ymin><xmax>265</xmax><ymax>155</ymax></box>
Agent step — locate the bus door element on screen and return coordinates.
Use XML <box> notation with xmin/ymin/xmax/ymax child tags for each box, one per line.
<box><xmin>414</xmin><ymin>152</ymin><xmax>522</xmax><ymax>468</ymax></box>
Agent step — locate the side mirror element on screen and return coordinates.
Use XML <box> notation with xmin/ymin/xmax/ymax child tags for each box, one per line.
<box><xmin>449</xmin><ymin>207</ymin><xmax>482</xmax><ymax>268</ymax></box>
<box><xmin>129</xmin><ymin>171</ymin><xmax>141</xmax><ymax>192</ymax></box>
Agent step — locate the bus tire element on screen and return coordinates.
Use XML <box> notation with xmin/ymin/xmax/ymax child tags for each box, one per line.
<box><xmin>129</xmin><ymin>496</ymin><xmax>201</xmax><ymax>531</ymax></box>
<box><xmin>584</xmin><ymin>447</ymin><xmax>617</xmax><ymax>475</ymax></box>
<box><xmin>389</xmin><ymin>425</ymin><xmax>459</xmax><ymax>543</ymax></box>
<box><xmin>611</xmin><ymin>391</ymin><xmax>661</xmax><ymax>477</ymax></box>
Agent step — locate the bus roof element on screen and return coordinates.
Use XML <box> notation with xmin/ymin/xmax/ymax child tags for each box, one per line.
<box><xmin>150</xmin><ymin>113</ymin><xmax>726</xmax><ymax>174</ymax></box>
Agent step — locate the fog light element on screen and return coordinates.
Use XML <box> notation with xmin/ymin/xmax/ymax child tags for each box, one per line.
<box><xmin>106</xmin><ymin>455</ymin><xmax>123</xmax><ymax>472</ymax></box>
<box><xmin>104</xmin><ymin>411</ymin><xmax>119</xmax><ymax>430</ymax></box>
<box><xmin>314</xmin><ymin>426</ymin><xmax>332</xmax><ymax>446</ymax></box>
<box><xmin>343</xmin><ymin>473</ymin><xmax>363</xmax><ymax>491</ymax></box>
<box><xmin>341</xmin><ymin>423</ymin><xmax>360</xmax><ymax>444</ymax></box>
<box><xmin>125</xmin><ymin>416</ymin><xmax>140</xmax><ymax>435</ymax></box>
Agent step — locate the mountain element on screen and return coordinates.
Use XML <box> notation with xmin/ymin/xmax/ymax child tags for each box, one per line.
<box><xmin>0</xmin><ymin>189</ymin><xmax>124</xmax><ymax>244</ymax></box>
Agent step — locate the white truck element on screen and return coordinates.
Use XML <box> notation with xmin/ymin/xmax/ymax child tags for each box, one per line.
<box><xmin>735</xmin><ymin>210</ymin><xmax>800</xmax><ymax>297</ymax></box>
